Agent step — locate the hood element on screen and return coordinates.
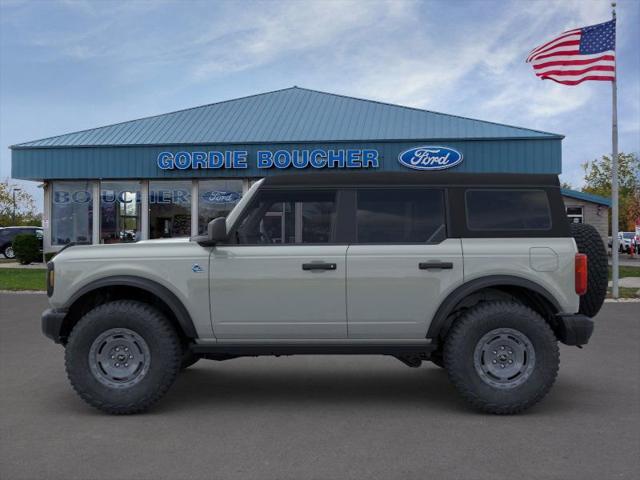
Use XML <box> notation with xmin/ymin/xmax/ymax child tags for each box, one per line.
<box><xmin>53</xmin><ymin>237</ymin><xmax>198</xmax><ymax>263</ymax></box>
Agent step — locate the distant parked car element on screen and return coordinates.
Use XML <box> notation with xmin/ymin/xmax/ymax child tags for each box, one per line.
<box><xmin>620</xmin><ymin>232</ymin><xmax>636</xmax><ymax>253</ymax></box>
<box><xmin>0</xmin><ymin>226</ymin><xmax>43</xmax><ymax>259</ymax></box>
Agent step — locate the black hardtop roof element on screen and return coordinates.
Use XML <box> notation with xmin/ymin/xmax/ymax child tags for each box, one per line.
<box><xmin>262</xmin><ymin>172</ymin><xmax>560</xmax><ymax>188</ymax></box>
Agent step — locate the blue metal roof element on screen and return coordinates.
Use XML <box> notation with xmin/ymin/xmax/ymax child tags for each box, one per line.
<box><xmin>561</xmin><ymin>188</ymin><xmax>611</xmax><ymax>207</ymax></box>
<box><xmin>12</xmin><ymin>87</ymin><xmax>561</xmax><ymax>148</ymax></box>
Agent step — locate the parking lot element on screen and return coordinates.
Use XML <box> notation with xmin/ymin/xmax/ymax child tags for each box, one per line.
<box><xmin>1</xmin><ymin>293</ymin><xmax>638</xmax><ymax>480</ymax></box>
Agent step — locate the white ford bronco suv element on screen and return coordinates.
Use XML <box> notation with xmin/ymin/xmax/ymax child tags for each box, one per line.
<box><xmin>42</xmin><ymin>173</ymin><xmax>608</xmax><ymax>414</ymax></box>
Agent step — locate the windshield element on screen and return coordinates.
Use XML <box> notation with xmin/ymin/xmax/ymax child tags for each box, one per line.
<box><xmin>225</xmin><ymin>179</ymin><xmax>264</xmax><ymax>229</ymax></box>
<box><xmin>622</xmin><ymin>233</ymin><xmax>635</xmax><ymax>239</ymax></box>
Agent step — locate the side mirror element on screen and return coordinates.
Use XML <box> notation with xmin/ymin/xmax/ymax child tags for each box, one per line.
<box><xmin>193</xmin><ymin>217</ymin><xmax>228</xmax><ymax>247</ymax></box>
<box><xmin>208</xmin><ymin>217</ymin><xmax>228</xmax><ymax>243</ymax></box>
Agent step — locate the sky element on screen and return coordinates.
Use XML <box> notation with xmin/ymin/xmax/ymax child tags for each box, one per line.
<box><xmin>1</xmin><ymin>0</ymin><xmax>639</xmax><ymax>211</ymax></box>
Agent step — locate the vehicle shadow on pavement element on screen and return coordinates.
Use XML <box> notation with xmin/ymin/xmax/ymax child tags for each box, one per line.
<box><xmin>154</xmin><ymin>359</ymin><xmax>590</xmax><ymax>416</ymax></box>
<box><xmin>160</xmin><ymin>364</ymin><xmax>467</xmax><ymax>412</ymax></box>
<box><xmin>47</xmin><ymin>358</ymin><xmax>590</xmax><ymax>417</ymax></box>
<box><xmin>45</xmin><ymin>358</ymin><xmax>589</xmax><ymax>417</ymax></box>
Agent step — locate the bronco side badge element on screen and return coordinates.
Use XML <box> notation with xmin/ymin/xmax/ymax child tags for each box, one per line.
<box><xmin>192</xmin><ymin>264</ymin><xmax>204</xmax><ymax>273</ymax></box>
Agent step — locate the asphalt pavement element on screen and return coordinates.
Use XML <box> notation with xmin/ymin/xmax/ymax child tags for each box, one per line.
<box><xmin>1</xmin><ymin>293</ymin><xmax>638</xmax><ymax>480</ymax></box>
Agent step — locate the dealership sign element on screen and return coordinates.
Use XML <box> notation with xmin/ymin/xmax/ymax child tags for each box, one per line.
<box><xmin>54</xmin><ymin>189</ymin><xmax>242</xmax><ymax>204</ymax></box>
<box><xmin>398</xmin><ymin>146</ymin><xmax>463</xmax><ymax>170</ymax></box>
<box><xmin>157</xmin><ymin>149</ymin><xmax>380</xmax><ymax>170</ymax></box>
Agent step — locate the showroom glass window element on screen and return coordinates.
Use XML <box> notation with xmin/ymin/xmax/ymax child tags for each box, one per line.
<box><xmin>356</xmin><ymin>189</ymin><xmax>446</xmax><ymax>243</ymax></box>
<box><xmin>198</xmin><ymin>180</ymin><xmax>243</xmax><ymax>234</ymax></box>
<box><xmin>51</xmin><ymin>182</ymin><xmax>93</xmax><ymax>245</ymax></box>
<box><xmin>234</xmin><ymin>189</ymin><xmax>337</xmax><ymax>244</ymax></box>
<box><xmin>100</xmin><ymin>181</ymin><xmax>141</xmax><ymax>243</ymax></box>
<box><xmin>149</xmin><ymin>181</ymin><xmax>192</xmax><ymax>238</ymax></box>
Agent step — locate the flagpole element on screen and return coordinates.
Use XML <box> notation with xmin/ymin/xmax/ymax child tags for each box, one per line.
<box><xmin>611</xmin><ymin>1</ymin><xmax>620</xmax><ymax>298</ymax></box>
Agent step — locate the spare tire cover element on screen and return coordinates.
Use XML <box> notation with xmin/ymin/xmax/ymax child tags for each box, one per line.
<box><xmin>570</xmin><ymin>223</ymin><xmax>608</xmax><ymax>317</ymax></box>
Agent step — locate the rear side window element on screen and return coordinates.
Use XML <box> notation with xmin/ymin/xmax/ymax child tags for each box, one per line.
<box><xmin>356</xmin><ymin>189</ymin><xmax>446</xmax><ymax>243</ymax></box>
<box><xmin>465</xmin><ymin>189</ymin><xmax>551</xmax><ymax>231</ymax></box>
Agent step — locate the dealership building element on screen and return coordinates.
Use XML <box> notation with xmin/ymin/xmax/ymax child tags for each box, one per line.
<box><xmin>10</xmin><ymin>87</ymin><xmax>610</xmax><ymax>252</ymax></box>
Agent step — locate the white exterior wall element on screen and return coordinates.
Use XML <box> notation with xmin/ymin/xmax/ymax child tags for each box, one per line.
<box><xmin>562</xmin><ymin>195</ymin><xmax>609</xmax><ymax>244</ymax></box>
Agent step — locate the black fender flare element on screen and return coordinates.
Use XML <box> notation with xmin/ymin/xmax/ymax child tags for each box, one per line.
<box><xmin>65</xmin><ymin>275</ymin><xmax>197</xmax><ymax>338</ymax></box>
<box><xmin>426</xmin><ymin>275</ymin><xmax>561</xmax><ymax>340</ymax></box>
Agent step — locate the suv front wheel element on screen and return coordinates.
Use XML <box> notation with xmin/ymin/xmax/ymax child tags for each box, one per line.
<box><xmin>444</xmin><ymin>301</ymin><xmax>559</xmax><ymax>414</ymax></box>
<box><xmin>65</xmin><ymin>300</ymin><xmax>182</xmax><ymax>414</ymax></box>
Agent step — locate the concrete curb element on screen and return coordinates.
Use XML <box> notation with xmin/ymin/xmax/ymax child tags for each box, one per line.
<box><xmin>0</xmin><ymin>290</ymin><xmax>46</xmax><ymax>294</ymax></box>
<box><xmin>604</xmin><ymin>298</ymin><xmax>640</xmax><ymax>303</ymax></box>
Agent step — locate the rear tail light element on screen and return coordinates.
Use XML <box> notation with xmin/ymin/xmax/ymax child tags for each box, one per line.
<box><xmin>575</xmin><ymin>253</ymin><xmax>587</xmax><ymax>295</ymax></box>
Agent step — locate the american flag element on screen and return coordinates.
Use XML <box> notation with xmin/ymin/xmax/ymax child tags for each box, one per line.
<box><xmin>526</xmin><ymin>19</ymin><xmax>616</xmax><ymax>85</ymax></box>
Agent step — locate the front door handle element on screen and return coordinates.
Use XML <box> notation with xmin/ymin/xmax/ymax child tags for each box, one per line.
<box><xmin>419</xmin><ymin>261</ymin><xmax>453</xmax><ymax>270</ymax></box>
<box><xmin>302</xmin><ymin>262</ymin><xmax>337</xmax><ymax>271</ymax></box>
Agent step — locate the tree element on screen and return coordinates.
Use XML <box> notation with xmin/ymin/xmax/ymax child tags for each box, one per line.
<box><xmin>0</xmin><ymin>180</ymin><xmax>41</xmax><ymax>227</ymax></box>
<box><xmin>582</xmin><ymin>153</ymin><xmax>640</xmax><ymax>232</ymax></box>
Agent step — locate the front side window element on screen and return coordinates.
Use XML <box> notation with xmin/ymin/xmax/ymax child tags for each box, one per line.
<box><xmin>100</xmin><ymin>181</ymin><xmax>141</xmax><ymax>243</ymax></box>
<box><xmin>149</xmin><ymin>181</ymin><xmax>192</xmax><ymax>238</ymax></box>
<box><xmin>198</xmin><ymin>180</ymin><xmax>243</xmax><ymax>234</ymax></box>
<box><xmin>356</xmin><ymin>189</ymin><xmax>446</xmax><ymax>243</ymax></box>
<box><xmin>51</xmin><ymin>181</ymin><xmax>93</xmax><ymax>245</ymax></box>
<box><xmin>466</xmin><ymin>189</ymin><xmax>551</xmax><ymax>231</ymax></box>
<box><xmin>234</xmin><ymin>190</ymin><xmax>337</xmax><ymax>244</ymax></box>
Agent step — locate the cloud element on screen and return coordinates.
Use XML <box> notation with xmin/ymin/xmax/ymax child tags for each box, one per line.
<box><xmin>1</xmin><ymin>0</ymin><xmax>637</xmax><ymax>201</ymax></box>
<box><xmin>482</xmin><ymin>81</ymin><xmax>594</xmax><ymax>119</ymax></box>
<box><xmin>190</xmin><ymin>0</ymin><xmax>408</xmax><ymax>79</ymax></box>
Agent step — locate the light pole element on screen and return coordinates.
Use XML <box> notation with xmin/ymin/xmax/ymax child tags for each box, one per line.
<box><xmin>12</xmin><ymin>187</ymin><xmax>22</xmax><ymax>224</ymax></box>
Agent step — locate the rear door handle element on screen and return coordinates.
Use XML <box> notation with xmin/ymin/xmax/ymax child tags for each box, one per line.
<box><xmin>419</xmin><ymin>261</ymin><xmax>453</xmax><ymax>270</ymax></box>
<box><xmin>302</xmin><ymin>262</ymin><xmax>337</xmax><ymax>271</ymax></box>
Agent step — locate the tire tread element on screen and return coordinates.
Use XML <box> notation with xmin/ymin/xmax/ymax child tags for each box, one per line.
<box><xmin>65</xmin><ymin>300</ymin><xmax>182</xmax><ymax>415</ymax></box>
<box><xmin>570</xmin><ymin>223</ymin><xmax>607</xmax><ymax>317</ymax></box>
<box><xmin>444</xmin><ymin>301</ymin><xmax>559</xmax><ymax>414</ymax></box>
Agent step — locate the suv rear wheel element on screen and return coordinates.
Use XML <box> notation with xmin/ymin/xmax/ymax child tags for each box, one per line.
<box><xmin>65</xmin><ymin>300</ymin><xmax>182</xmax><ymax>414</ymax></box>
<box><xmin>444</xmin><ymin>301</ymin><xmax>559</xmax><ymax>414</ymax></box>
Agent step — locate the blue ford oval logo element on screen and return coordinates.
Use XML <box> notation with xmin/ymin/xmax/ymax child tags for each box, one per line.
<box><xmin>200</xmin><ymin>191</ymin><xmax>242</xmax><ymax>204</ymax></box>
<box><xmin>398</xmin><ymin>146</ymin><xmax>463</xmax><ymax>170</ymax></box>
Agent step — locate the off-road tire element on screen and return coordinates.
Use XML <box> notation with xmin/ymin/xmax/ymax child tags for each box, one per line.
<box><xmin>444</xmin><ymin>301</ymin><xmax>559</xmax><ymax>414</ymax></box>
<box><xmin>65</xmin><ymin>300</ymin><xmax>182</xmax><ymax>414</ymax></box>
<box><xmin>570</xmin><ymin>223</ymin><xmax>607</xmax><ymax>317</ymax></box>
<box><xmin>180</xmin><ymin>349</ymin><xmax>200</xmax><ymax>370</ymax></box>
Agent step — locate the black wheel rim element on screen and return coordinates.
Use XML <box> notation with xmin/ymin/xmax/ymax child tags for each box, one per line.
<box><xmin>88</xmin><ymin>328</ymin><xmax>150</xmax><ymax>389</ymax></box>
<box><xmin>473</xmin><ymin>328</ymin><xmax>536</xmax><ymax>390</ymax></box>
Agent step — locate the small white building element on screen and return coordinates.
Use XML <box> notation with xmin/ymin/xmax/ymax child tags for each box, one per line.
<box><xmin>561</xmin><ymin>189</ymin><xmax>611</xmax><ymax>244</ymax></box>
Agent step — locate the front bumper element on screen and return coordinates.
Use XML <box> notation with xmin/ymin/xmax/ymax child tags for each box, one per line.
<box><xmin>41</xmin><ymin>308</ymin><xmax>68</xmax><ymax>344</ymax></box>
<box><xmin>555</xmin><ymin>314</ymin><xmax>594</xmax><ymax>346</ymax></box>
